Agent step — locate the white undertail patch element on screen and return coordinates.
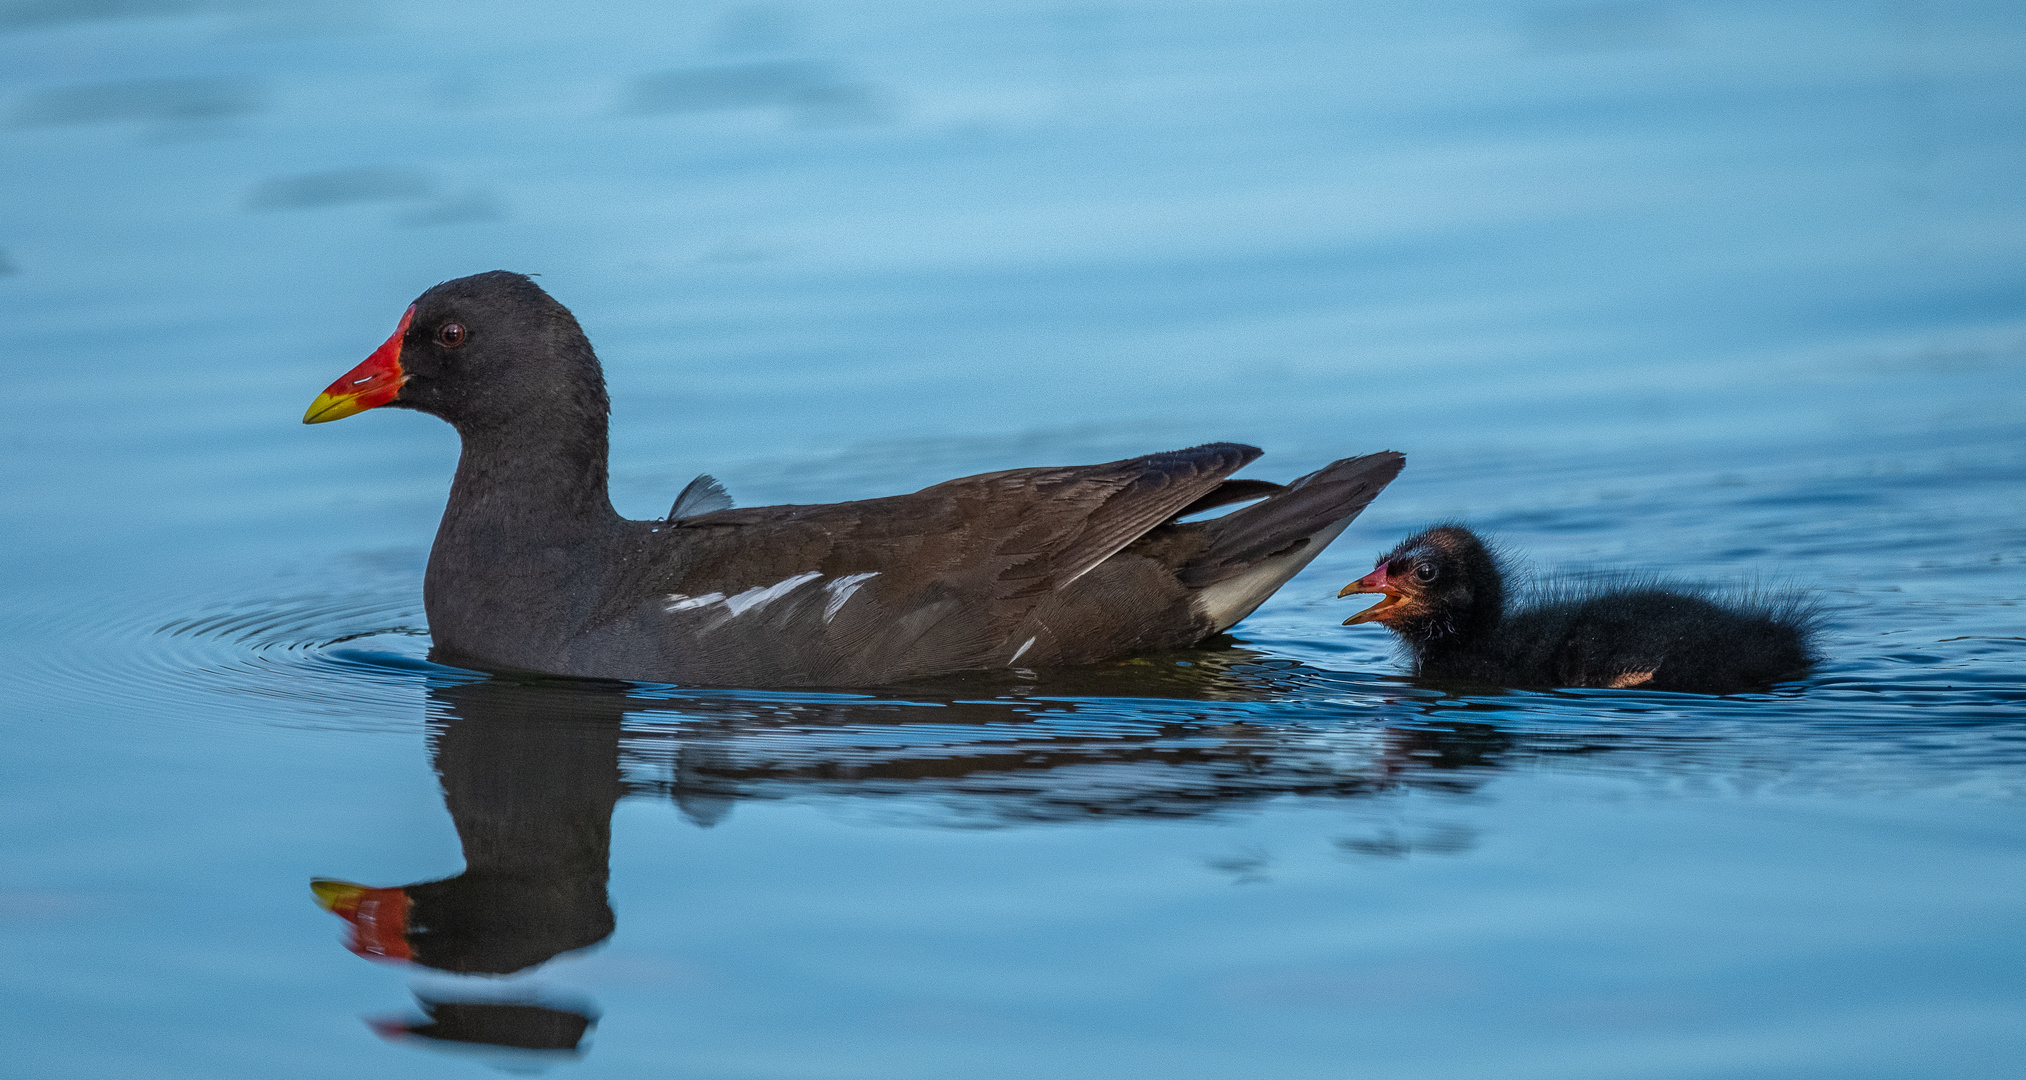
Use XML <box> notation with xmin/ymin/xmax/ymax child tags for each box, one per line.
<box><xmin>821</xmin><ymin>572</ymin><xmax>880</xmax><ymax>622</ymax></box>
<box><xmin>1192</xmin><ymin>518</ymin><xmax>1354</xmax><ymax>632</ymax></box>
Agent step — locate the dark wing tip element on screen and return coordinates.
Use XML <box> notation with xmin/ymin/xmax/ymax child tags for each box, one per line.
<box><xmin>1284</xmin><ymin>450</ymin><xmax>1406</xmax><ymax>492</ymax></box>
<box><xmin>1204</xmin><ymin>442</ymin><xmax>1265</xmax><ymax>468</ymax></box>
<box><xmin>1362</xmin><ymin>449</ymin><xmax>1407</xmax><ymax>477</ymax></box>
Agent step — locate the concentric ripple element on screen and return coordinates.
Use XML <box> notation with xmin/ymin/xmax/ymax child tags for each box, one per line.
<box><xmin>10</xmin><ymin>583</ymin><xmax>455</xmax><ymax>731</ymax></box>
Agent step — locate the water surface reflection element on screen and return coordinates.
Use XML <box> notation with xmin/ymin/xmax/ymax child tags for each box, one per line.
<box><xmin>312</xmin><ymin>655</ymin><xmax>1537</xmax><ymax>1058</ymax></box>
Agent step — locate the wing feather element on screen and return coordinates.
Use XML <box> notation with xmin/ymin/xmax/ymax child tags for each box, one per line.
<box><xmin>668</xmin><ymin>474</ymin><xmax>733</xmax><ymax>520</ymax></box>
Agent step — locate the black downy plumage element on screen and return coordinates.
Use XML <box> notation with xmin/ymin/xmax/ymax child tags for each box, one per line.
<box><xmin>1339</xmin><ymin>524</ymin><xmax>1820</xmax><ymax>694</ymax></box>
<box><xmin>304</xmin><ymin>271</ymin><xmax>1405</xmax><ymax>686</ymax></box>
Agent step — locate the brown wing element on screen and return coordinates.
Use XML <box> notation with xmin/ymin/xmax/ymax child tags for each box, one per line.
<box><xmin>914</xmin><ymin>441</ymin><xmax>1265</xmax><ymax>599</ymax></box>
<box><xmin>636</xmin><ymin>443</ymin><xmax>1262</xmax><ymax>683</ymax></box>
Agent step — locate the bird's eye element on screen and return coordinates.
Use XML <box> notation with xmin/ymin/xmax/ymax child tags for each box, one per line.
<box><xmin>438</xmin><ymin>323</ymin><xmax>466</xmax><ymax>348</ymax></box>
<box><xmin>1413</xmin><ymin>562</ymin><xmax>1438</xmax><ymax>583</ymax></box>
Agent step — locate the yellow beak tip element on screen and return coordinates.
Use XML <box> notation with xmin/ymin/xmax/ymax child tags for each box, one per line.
<box><xmin>302</xmin><ymin>393</ymin><xmax>361</xmax><ymax>425</ymax></box>
<box><xmin>310</xmin><ymin>878</ymin><xmax>367</xmax><ymax>911</ymax></box>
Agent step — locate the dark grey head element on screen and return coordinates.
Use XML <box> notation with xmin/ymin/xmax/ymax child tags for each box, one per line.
<box><xmin>1340</xmin><ymin>523</ymin><xmax>1505</xmax><ymax>645</ymax></box>
<box><xmin>304</xmin><ymin>271</ymin><xmax>608</xmax><ymax>439</ymax></box>
<box><xmin>393</xmin><ymin>272</ymin><xmax>608</xmax><ymax>436</ymax></box>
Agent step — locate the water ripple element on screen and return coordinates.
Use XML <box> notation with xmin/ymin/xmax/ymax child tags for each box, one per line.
<box><xmin>14</xmin><ymin>585</ymin><xmax>449</xmax><ymax>731</ymax></box>
<box><xmin>8</xmin><ymin>569</ymin><xmax>2023</xmax><ymax>809</ymax></box>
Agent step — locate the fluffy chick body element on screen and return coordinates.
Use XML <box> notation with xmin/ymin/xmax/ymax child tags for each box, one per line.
<box><xmin>1342</xmin><ymin>525</ymin><xmax>1819</xmax><ymax>694</ymax></box>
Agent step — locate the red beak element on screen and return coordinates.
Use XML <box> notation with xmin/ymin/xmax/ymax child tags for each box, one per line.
<box><xmin>366</xmin><ymin>1017</ymin><xmax>414</xmax><ymax>1041</ymax></box>
<box><xmin>303</xmin><ymin>305</ymin><xmax>413</xmax><ymax>424</ymax></box>
<box><xmin>310</xmin><ymin>878</ymin><xmax>414</xmax><ymax>962</ymax></box>
<box><xmin>1339</xmin><ymin>561</ymin><xmax>1404</xmax><ymax>625</ymax></box>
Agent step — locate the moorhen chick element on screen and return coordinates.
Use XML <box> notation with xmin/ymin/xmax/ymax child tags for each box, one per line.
<box><xmin>304</xmin><ymin>271</ymin><xmax>1404</xmax><ymax>686</ymax></box>
<box><xmin>1338</xmin><ymin>524</ymin><xmax>1819</xmax><ymax>694</ymax></box>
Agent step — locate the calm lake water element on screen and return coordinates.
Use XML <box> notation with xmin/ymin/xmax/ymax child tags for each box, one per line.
<box><xmin>4</xmin><ymin>1</ymin><xmax>2025</xmax><ymax>1076</ymax></box>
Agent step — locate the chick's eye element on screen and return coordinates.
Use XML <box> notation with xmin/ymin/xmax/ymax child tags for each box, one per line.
<box><xmin>438</xmin><ymin>323</ymin><xmax>466</xmax><ymax>348</ymax></box>
<box><xmin>1413</xmin><ymin>562</ymin><xmax>1437</xmax><ymax>583</ymax></box>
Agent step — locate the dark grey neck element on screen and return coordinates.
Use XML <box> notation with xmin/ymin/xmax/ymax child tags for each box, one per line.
<box><xmin>424</xmin><ymin>409</ymin><xmax>627</xmax><ymax>669</ymax></box>
<box><xmin>442</xmin><ymin>414</ymin><xmax>621</xmax><ymax>536</ymax></box>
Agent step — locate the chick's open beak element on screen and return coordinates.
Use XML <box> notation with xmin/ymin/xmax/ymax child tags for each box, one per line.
<box><xmin>1340</xmin><ymin>562</ymin><xmax>1403</xmax><ymax>625</ymax></box>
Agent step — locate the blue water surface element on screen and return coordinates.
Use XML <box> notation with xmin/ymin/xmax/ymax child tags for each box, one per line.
<box><xmin>3</xmin><ymin>1</ymin><xmax>2024</xmax><ymax>1077</ymax></box>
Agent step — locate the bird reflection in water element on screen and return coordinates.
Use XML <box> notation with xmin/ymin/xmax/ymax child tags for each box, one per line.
<box><xmin>313</xmin><ymin>676</ymin><xmax>623</xmax><ymax>1061</ymax></box>
<box><xmin>367</xmin><ymin>996</ymin><xmax>597</xmax><ymax>1065</ymax></box>
<box><xmin>311</xmin><ymin>644</ymin><xmax>1528</xmax><ymax>1061</ymax></box>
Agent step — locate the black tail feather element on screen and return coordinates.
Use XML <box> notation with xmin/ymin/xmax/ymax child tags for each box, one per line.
<box><xmin>1182</xmin><ymin>451</ymin><xmax>1404</xmax><ymax>588</ymax></box>
<box><xmin>1170</xmin><ymin>478</ymin><xmax>1287</xmax><ymax>521</ymax></box>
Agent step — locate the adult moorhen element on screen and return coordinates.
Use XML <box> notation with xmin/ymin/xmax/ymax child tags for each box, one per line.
<box><xmin>1339</xmin><ymin>524</ymin><xmax>1820</xmax><ymax>694</ymax></box>
<box><xmin>305</xmin><ymin>271</ymin><xmax>1404</xmax><ymax>686</ymax></box>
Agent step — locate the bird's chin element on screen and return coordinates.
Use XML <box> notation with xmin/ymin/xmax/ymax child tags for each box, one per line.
<box><xmin>1343</xmin><ymin>591</ymin><xmax>1404</xmax><ymax>626</ymax></box>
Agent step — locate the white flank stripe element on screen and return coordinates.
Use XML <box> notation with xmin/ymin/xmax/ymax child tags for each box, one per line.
<box><xmin>821</xmin><ymin>572</ymin><xmax>880</xmax><ymax>622</ymax></box>
<box><xmin>1008</xmin><ymin>636</ymin><xmax>1036</xmax><ymax>666</ymax></box>
<box><xmin>663</xmin><ymin>592</ymin><xmax>725</xmax><ymax>613</ymax></box>
<box><xmin>722</xmin><ymin>571</ymin><xmax>822</xmax><ymax>617</ymax></box>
